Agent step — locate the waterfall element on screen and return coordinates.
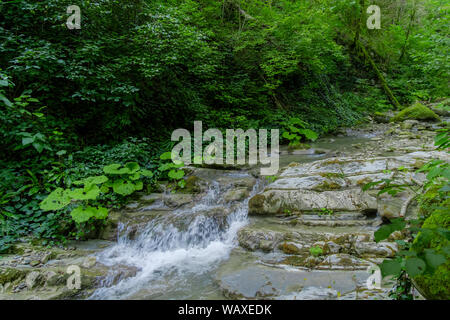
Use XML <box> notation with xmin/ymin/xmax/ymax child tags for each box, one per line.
<box><xmin>90</xmin><ymin>177</ymin><xmax>262</xmax><ymax>299</ymax></box>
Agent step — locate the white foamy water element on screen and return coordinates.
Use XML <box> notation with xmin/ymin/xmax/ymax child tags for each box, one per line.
<box><xmin>90</xmin><ymin>180</ymin><xmax>261</xmax><ymax>299</ymax></box>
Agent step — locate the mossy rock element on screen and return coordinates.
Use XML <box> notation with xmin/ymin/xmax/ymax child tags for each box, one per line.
<box><xmin>414</xmin><ymin>262</ymin><xmax>450</xmax><ymax>300</ymax></box>
<box><xmin>281</xmin><ymin>255</ymin><xmax>306</xmax><ymax>266</ymax></box>
<box><xmin>391</xmin><ymin>103</ymin><xmax>440</xmax><ymax>122</ymax></box>
<box><xmin>0</xmin><ymin>268</ymin><xmax>28</xmax><ymax>285</ymax></box>
<box><xmin>412</xmin><ymin>211</ymin><xmax>450</xmax><ymax>299</ymax></box>
<box><xmin>180</xmin><ymin>175</ymin><xmax>203</xmax><ymax>193</ymax></box>
<box><xmin>314</xmin><ymin>180</ymin><xmax>342</xmax><ymax>191</ymax></box>
<box><xmin>248</xmin><ymin>194</ymin><xmax>266</xmax><ymax>214</ymax></box>
<box><xmin>373</xmin><ymin>111</ymin><xmax>391</xmax><ymax>123</ymax></box>
<box><xmin>288</xmin><ymin>142</ymin><xmax>310</xmax><ymax>151</ymax></box>
<box><xmin>279</xmin><ymin>242</ymin><xmax>301</xmax><ymax>254</ymax></box>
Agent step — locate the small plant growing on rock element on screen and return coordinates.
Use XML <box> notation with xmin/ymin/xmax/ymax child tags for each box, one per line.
<box><xmin>319</xmin><ymin>208</ymin><xmax>334</xmax><ymax>216</ymax></box>
<box><xmin>309</xmin><ymin>246</ymin><xmax>323</xmax><ymax>257</ymax></box>
<box><xmin>158</xmin><ymin>152</ymin><xmax>186</xmax><ymax>189</ymax></box>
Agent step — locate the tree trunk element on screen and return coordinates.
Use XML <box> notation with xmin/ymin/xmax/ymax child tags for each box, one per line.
<box><xmin>399</xmin><ymin>0</ymin><xmax>417</xmax><ymax>62</ymax></box>
<box><xmin>356</xmin><ymin>40</ymin><xmax>402</xmax><ymax>109</ymax></box>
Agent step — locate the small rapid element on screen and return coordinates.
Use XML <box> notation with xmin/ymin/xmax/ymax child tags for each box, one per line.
<box><xmin>90</xmin><ymin>178</ymin><xmax>263</xmax><ymax>299</ymax></box>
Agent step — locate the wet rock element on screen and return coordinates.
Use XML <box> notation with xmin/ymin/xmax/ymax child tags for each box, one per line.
<box><xmin>82</xmin><ymin>256</ymin><xmax>97</xmax><ymax>269</ymax></box>
<box><xmin>182</xmin><ymin>175</ymin><xmax>208</xmax><ymax>193</ymax></box>
<box><xmin>317</xmin><ymin>254</ymin><xmax>369</xmax><ymax>270</ymax></box>
<box><xmin>401</xmin><ymin>120</ymin><xmax>419</xmax><ymax>130</ymax></box>
<box><xmin>323</xmin><ymin>241</ymin><xmax>342</xmax><ymax>255</ymax></box>
<box><xmin>237</xmin><ymin>229</ymin><xmax>282</xmax><ymax>252</ymax></box>
<box><xmin>25</xmin><ymin>271</ymin><xmax>44</xmax><ymax>289</ymax></box>
<box><xmin>354</xmin><ymin>242</ymin><xmax>398</xmax><ymax>258</ymax></box>
<box><xmin>29</xmin><ymin>260</ymin><xmax>40</xmax><ymax>267</ymax></box>
<box><xmin>223</xmin><ymin>187</ymin><xmax>249</xmax><ymax>202</ymax></box>
<box><xmin>163</xmin><ymin>193</ymin><xmax>194</xmax><ymax>208</ymax></box>
<box><xmin>249</xmin><ymin>189</ymin><xmax>377</xmax><ymax>215</ymax></box>
<box><xmin>279</xmin><ymin>242</ymin><xmax>303</xmax><ymax>254</ymax></box>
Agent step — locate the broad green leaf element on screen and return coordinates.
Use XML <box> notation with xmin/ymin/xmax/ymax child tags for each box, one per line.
<box><xmin>92</xmin><ymin>207</ymin><xmax>108</xmax><ymax>220</ymax></box>
<box><xmin>74</xmin><ymin>175</ymin><xmax>108</xmax><ymax>187</ymax></box>
<box><xmin>134</xmin><ymin>181</ymin><xmax>143</xmax><ymax>191</ymax></box>
<box><xmin>100</xmin><ymin>184</ymin><xmax>110</xmax><ymax>194</ymax></box>
<box><xmin>380</xmin><ymin>259</ymin><xmax>402</xmax><ymax>277</ymax></box>
<box><xmin>298</xmin><ymin>128</ymin><xmax>318</xmax><ymax>141</ymax></box>
<box><xmin>168</xmin><ymin>169</ymin><xmax>185</xmax><ymax>180</ymax></box>
<box><xmin>129</xmin><ymin>172</ymin><xmax>141</xmax><ymax>180</ymax></box>
<box><xmin>70</xmin><ymin>206</ymin><xmax>94</xmax><ymax>223</ymax></box>
<box><xmin>405</xmin><ymin>258</ymin><xmax>426</xmax><ymax>277</ymax></box>
<box><xmin>40</xmin><ymin>188</ymin><xmax>71</xmax><ymax>211</ymax></box>
<box><xmin>424</xmin><ymin>251</ymin><xmax>446</xmax><ymax>269</ymax></box>
<box><xmin>125</xmin><ymin>162</ymin><xmax>140</xmax><ymax>173</ymax></box>
<box><xmin>69</xmin><ymin>185</ymin><xmax>100</xmax><ymax>200</ymax></box>
<box><xmin>374</xmin><ymin>219</ymin><xmax>406</xmax><ymax>242</ymax></box>
<box><xmin>22</xmin><ymin>137</ymin><xmax>34</xmax><ymax>146</ymax></box>
<box><xmin>160</xmin><ymin>152</ymin><xmax>172</xmax><ymax>160</ymax></box>
<box><xmin>178</xmin><ymin>180</ymin><xmax>186</xmax><ymax>188</ymax></box>
<box><xmin>0</xmin><ymin>93</ymin><xmax>12</xmax><ymax>107</ymax></box>
<box><xmin>32</xmin><ymin>142</ymin><xmax>44</xmax><ymax>153</ymax></box>
<box><xmin>103</xmin><ymin>164</ymin><xmax>130</xmax><ymax>175</ymax></box>
<box><xmin>113</xmin><ymin>179</ymin><xmax>135</xmax><ymax>196</ymax></box>
<box><xmin>103</xmin><ymin>163</ymin><xmax>121</xmax><ymax>174</ymax></box>
<box><xmin>140</xmin><ymin>169</ymin><xmax>153</xmax><ymax>178</ymax></box>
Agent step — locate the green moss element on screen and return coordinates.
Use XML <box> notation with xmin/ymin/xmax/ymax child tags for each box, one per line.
<box><xmin>248</xmin><ymin>194</ymin><xmax>266</xmax><ymax>212</ymax></box>
<box><xmin>180</xmin><ymin>175</ymin><xmax>202</xmax><ymax>193</ymax></box>
<box><xmin>314</xmin><ymin>180</ymin><xmax>342</xmax><ymax>191</ymax></box>
<box><xmin>0</xmin><ymin>268</ymin><xmax>28</xmax><ymax>285</ymax></box>
<box><xmin>281</xmin><ymin>256</ymin><xmax>305</xmax><ymax>266</ymax></box>
<box><xmin>309</xmin><ymin>246</ymin><xmax>323</xmax><ymax>257</ymax></box>
<box><xmin>412</xmin><ymin>211</ymin><xmax>450</xmax><ymax>299</ymax></box>
<box><xmin>280</xmin><ymin>242</ymin><xmax>301</xmax><ymax>254</ymax></box>
<box><xmin>414</xmin><ymin>262</ymin><xmax>450</xmax><ymax>300</ymax></box>
<box><xmin>391</xmin><ymin>103</ymin><xmax>440</xmax><ymax>122</ymax></box>
<box><xmin>288</xmin><ymin>142</ymin><xmax>310</xmax><ymax>151</ymax></box>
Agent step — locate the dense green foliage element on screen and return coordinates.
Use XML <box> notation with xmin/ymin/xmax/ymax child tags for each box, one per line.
<box><xmin>0</xmin><ymin>0</ymin><xmax>448</xmax><ymax>267</ymax></box>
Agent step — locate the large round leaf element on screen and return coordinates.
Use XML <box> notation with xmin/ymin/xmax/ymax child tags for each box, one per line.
<box><xmin>140</xmin><ymin>169</ymin><xmax>154</xmax><ymax>178</ymax></box>
<box><xmin>103</xmin><ymin>164</ymin><xmax>130</xmax><ymax>175</ymax></box>
<box><xmin>40</xmin><ymin>188</ymin><xmax>71</xmax><ymax>211</ymax></box>
<box><xmin>74</xmin><ymin>175</ymin><xmax>108</xmax><ymax>187</ymax></box>
<box><xmin>405</xmin><ymin>258</ymin><xmax>426</xmax><ymax>277</ymax></box>
<box><xmin>125</xmin><ymin>162</ymin><xmax>140</xmax><ymax>173</ymax></box>
<box><xmin>168</xmin><ymin>169</ymin><xmax>185</xmax><ymax>180</ymax></box>
<box><xmin>70</xmin><ymin>206</ymin><xmax>108</xmax><ymax>223</ymax></box>
<box><xmin>113</xmin><ymin>179</ymin><xmax>135</xmax><ymax>196</ymax></box>
<box><xmin>70</xmin><ymin>206</ymin><xmax>95</xmax><ymax>223</ymax></box>
<box><xmin>69</xmin><ymin>185</ymin><xmax>100</xmax><ymax>200</ymax></box>
<box><xmin>380</xmin><ymin>259</ymin><xmax>402</xmax><ymax>277</ymax></box>
<box><xmin>160</xmin><ymin>152</ymin><xmax>172</xmax><ymax>160</ymax></box>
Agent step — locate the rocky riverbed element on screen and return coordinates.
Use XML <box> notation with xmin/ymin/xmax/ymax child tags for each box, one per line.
<box><xmin>1</xmin><ymin>116</ymin><xmax>448</xmax><ymax>300</ymax></box>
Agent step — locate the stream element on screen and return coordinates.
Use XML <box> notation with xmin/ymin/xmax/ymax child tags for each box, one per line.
<box><xmin>89</xmin><ymin>134</ymin><xmax>375</xmax><ymax>300</ymax></box>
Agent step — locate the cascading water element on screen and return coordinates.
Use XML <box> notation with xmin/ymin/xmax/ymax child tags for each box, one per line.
<box><xmin>90</xmin><ymin>176</ymin><xmax>262</xmax><ymax>299</ymax></box>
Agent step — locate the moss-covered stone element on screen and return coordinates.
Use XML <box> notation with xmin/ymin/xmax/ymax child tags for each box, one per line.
<box><xmin>181</xmin><ymin>175</ymin><xmax>203</xmax><ymax>193</ymax></box>
<box><xmin>412</xmin><ymin>210</ymin><xmax>450</xmax><ymax>299</ymax></box>
<box><xmin>414</xmin><ymin>262</ymin><xmax>450</xmax><ymax>300</ymax></box>
<box><xmin>373</xmin><ymin>112</ymin><xmax>390</xmax><ymax>123</ymax></box>
<box><xmin>391</xmin><ymin>103</ymin><xmax>441</xmax><ymax>122</ymax></box>
<box><xmin>0</xmin><ymin>268</ymin><xmax>28</xmax><ymax>285</ymax></box>
<box><xmin>279</xmin><ymin>242</ymin><xmax>301</xmax><ymax>254</ymax></box>
<box><xmin>314</xmin><ymin>180</ymin><xmax>342</xmax><ymax>191</ymax></box>
<box><xmin>288</xmin><ymin>142</ymin><xmax>310</xmax><ymax>151</ymax></box>
<box><xmin>248</xmin><ymin>194</ymin><xmax>266</xmax><ymax>214</ymax></box>
<box><xmin>281</xmin><ymin>256</ymin><xmax>305</xmax><ymax>266</ymax></box>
